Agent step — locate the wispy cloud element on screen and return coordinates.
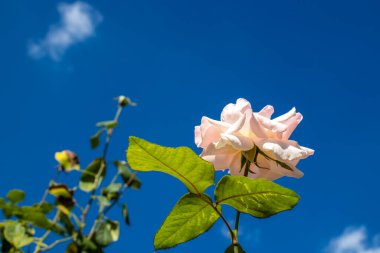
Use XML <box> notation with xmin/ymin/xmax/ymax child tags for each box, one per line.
<box><xmin>325</xmin><ymin>226</ymin><xmax>380</xmax><ymax>253</ymax></box>
<box><xmin>28</xmin><ymin>1</ymin><xmax>102</xmax><ymax>61</ymax></box>
<box><xmin>220</xmin><ymin>222</ymin><xmax>260</xmax><ymax>245</ymax></box>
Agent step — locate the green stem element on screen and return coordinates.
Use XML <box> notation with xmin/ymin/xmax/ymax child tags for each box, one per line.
<box><xmin>233</xmin><ymin>154</ymin><xmax>252</xmax><ymax>249</ymax></box>
<box><xmin>88</xmin><ymin>171</ymin><xmax>139</xmax><ymax>240</ymax></box>
<box><xmin>87</xmin><ymin>205</ymin><xmax>103</xmax><ymax>239</ymax></box>
<box><xmin>39</xmin><ymin>170</ymin><xmax>60</xmax><ymax>206</ymax></box>
<box><xmin>80</xmin><ymin>105</ymin><xmax>124</xmax><ymax>234</ymax></box>
<box><xmin>197</xmin><ymin>194</ymin><xmax>237</xmax><ymax>244</ymax></box>
<box><xmin>109</xmin><ymin>172</ymin><xmax>120</xmax><ymax>186</ymax></box>
<box><xmin>33</xmin><ymin>211</ymin><xmax>60</xmax><ymax>253</ymax></box>
<box><xmin>102</xmin><ymin>105</ymin><xmax>122</xmax><ymax>160</ymax></box>
<box><xmin>40</xmin><ymin>237</ymin><xmax>72</xmax><ymax>252</ymax></box>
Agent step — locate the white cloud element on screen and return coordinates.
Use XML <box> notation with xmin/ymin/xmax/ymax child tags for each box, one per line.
<box><xmin>28</xmin><ymin>1</ymin><xmax>102</xmax><ymax>61</ymax></box>
<box><xmin>326</xmin><ymin>226</ymin><xmax>380</xmax><ymax>253</ymax></box>
<box><xmin>220</xmin><ymin>223</ymin><xmax>260</xmax><ymax>245</ymax></box>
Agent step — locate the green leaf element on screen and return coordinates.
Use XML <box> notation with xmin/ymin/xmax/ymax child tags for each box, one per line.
<box><xmin>80</xmin><ymin>158</ymin><xmax>107</xmax><ymax>192</ymax></box>
<box><xmin>96</xmin><ymin>120</ymin><xmax>118</xmax><ymax>130</ymax></box>
<box><xmin>102</xmin><ymin>183</ymin><xmax>122</xmax><ymax>200</ymax></box>
<box><xmin>114</xmin><ymin>161</ymin><xmax>142</xmax><ymax>190</ymax></box>
<box><xmin>94</xmin><ymin>196</ymin><xmax>111</xmax><ymax>207</ymax></box>
<box><xmin>225</xmin><ymin>244</ymin><xmax>246</xmax><ymax>253</ymax></box>
<box><xmin>6</xmin><ymin>190</ymin><xmax>25</xmax><ymax>203</ymax></box>
<box><xmin>59</xmin><ymin>212</ymin><xmax>75</xmax><ymax>235</ymax></box>
<box><xmin>127</xmin><ymin>137</ymin><xmax>214</xmax><ymax>194</ymax></box>
<box><xmin>154</xmin><ymin>193</ymin><xmax>220</xmax><ymax>250</ymax></box>
<box><xmin>21</xmin><ymin>210</ymin><xmax>65</xmax><ymax>235</ymax></box>
<box><xmin>94</xmin><ymin>220</ymin><xmax>119</xmax><ymax>247</ymax></box>
<box><xmin>122</xmin><ymin>204</ymin><xmax>130</xmax><ymax>226</ymax></box>
<box><xmin>32</xmin><ymin>202</ymin><xmax>54</xmax><ymax>214</ymax></box>
<box><xmin>3</xmin><ymin>222</ymin><xmax>33</xmax><ymax>249</ymax></box>
<box><xmin>2</xmin><ymin>203</ymin><xmax>18</xmax><ymax>218</ymax></box>
<box><xmin>9</xmin><ymin>249</ymin><xmax>24</xmax><ymax>253</ymax></box>
<box><xmin>0</xmin><ymin>198</ymin><xmax>5</xmax><ymax>208</ymax></box>
<box><xmin>0</xmin><ymin>204</ymin><xmax>64</xmax><ymax>235</ymax></box>
<box><xmin>65</xmin><ymin>243</ymin><xmax>79</xmax><ymax>253</ymax></box>
<box><xmin>1</xmin><ymin>233</ymin><xmax>13</xmax><ymax>252</ymax></box>
<box><xmin>90</xmin><ymin>129</ymin><xmax>103</xmax><ymax>149</ymax></box>
<box><xmin>215</xmin><ymin>176</ymin><xmax>300</xmax><ymax>218</ymax></box>
<box><xmin>77</xmin><ymin>237</ymin><xmax>101</xmax><ymax>252</ymax></box>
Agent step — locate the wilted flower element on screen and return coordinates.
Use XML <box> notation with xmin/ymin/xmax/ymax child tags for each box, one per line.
<box><xmin>194</xmin><ymin>98</ymin><xmax>314</xmax><ymax>180</ymax></box>
<box><xmin>48</xmin><ymin>184</ymin><xmax>75</xmax><ymax>215</ymax></box>
<box><xmin>55</xmin><ymin>150</ymin><xmax>80</xmax><ymax>172</ymax></box>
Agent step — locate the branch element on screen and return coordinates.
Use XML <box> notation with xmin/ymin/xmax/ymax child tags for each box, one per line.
<box><xmin>40</xmin><ymin>237</ymin><xmax>72</xmax><ymax>252</ymax></box>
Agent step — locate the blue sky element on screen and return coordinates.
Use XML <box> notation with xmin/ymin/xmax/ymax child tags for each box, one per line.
<box><xmin>1</xmin><ymin>0</ymin><xmax>380</xmax><ymax>252</ymax></box>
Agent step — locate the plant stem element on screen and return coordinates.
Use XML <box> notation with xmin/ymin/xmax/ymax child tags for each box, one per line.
<box><xmin>40</xmin><ymin>237</ymin><xmax>72</xmax><ymax>252</ymax></box>
<box><xmin>81</xmin><ymin>105</ymin><xmax>124</xmax><ymax>234</ymax></box>
<box><xmin>33</xmin><ymin>211</ymin><xmax>60</xmax><ymax>253</ymax></box>
<box><xmin>109</xmin><ymin>172</ymin><xmax>120</xmax><ymax>186</ymax></box>
<box><xmin>102</xmin><ymin>105</ymin><xmax>122</xmax><ymax>160</ymax></box>
<box><xmin>216</xmin><ymin>205</ymin><xmax>237</xmax><ymax>244</ymax></box>
<box><xmin>87</xmin><ymin>171</ymin><xmax>138</xmax><ymax>239</ymax></box>
<box><xmin>234</xmin><ymin>211</ymin><xmax>241</xmax><ymax>235</ymax></box>
<box><xmin>87</xmin><ymin>205</ymin><xmax>103</xmax><ymax>239</ymax></box>
<box><xmin>233</xmin><ymin>155</ymin><xmax>252</xmax><ymax>248</ymax></box>
<box><xmin>39</xmin><ymin>170</ymin><xmax>60</xmax><ymax>206</ymax></box>
<box><xmin>197</xmin><ymin>194</ymin><xmax>237</xmax><ymax>244</ymax></box>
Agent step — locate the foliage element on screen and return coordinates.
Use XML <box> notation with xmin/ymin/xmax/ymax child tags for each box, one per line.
<box><xmin>0</xmin><ymin>95</ymin><xmax>305</xmax><ymax>252</ymax></box>
<box><xmin>0</xmin><ymin>96</ymin><xmax>141</xmax><ymax>253</ymax></box>
<box><xmin>127</xmin><ymin>137</ymin><xmax>301</xmax><ymax>252</ymax></box>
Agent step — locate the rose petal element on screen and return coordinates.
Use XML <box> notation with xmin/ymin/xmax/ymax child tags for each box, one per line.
<box><xmin>225</xmin><ymin>113</ymin><xmax>246</xmax><ymax>134</ymax></box>
<box><xmin>258</xmin><ymin>105</ymin><xmax>274</xmax><ymax>118</ymax></box>
<box><xmin>227</xmin><ymin>154</ymin><xmax>242</xmax><ymax>175</ymax></box>
<box><xmin>194</xmin><ymin>126</ymin><xmax>201</xmax><ymax>146</ymax></box>
<box><xmin>281</xmin><ymin>112</ymin><xmax>303</xmax><ymax>140</ymax></box>
<box><xmin>221</xmin><ymin>98</ymin><xmax>251</xmax><ymax>123</ymax></box>
<box><xmin>195</xmin><ymin>117</ymin><xmax>230</xmax><ymax>148</ymax></box>
<box><xmin>248</xmin><ymin>155</ymin><xmax>303</xmax><ymax>180</ymax></box>
<box><xmin>273</xmin><ymin>107</ymin><xmax>296</xmax><ymax>122</ymax></box>
<box><xmin>259</xmin><ymin>139</ymin><xmax>314</xmax><ymax>161</ymax></box>
<box><xmin>246</xmin><ymin>110</ymin><xmax>267</xmax><ymax>139</ymax></box>
<box><xmin>235</xmin><ymin>98</ymin><xmax>252</xmax><ymax>112</ymax></box>
<box><xmin>219</xmin><ymin>133</ymin><xmax>254</xmax><ymax>151</ymax></box>
<box><xmin>255</xmin><ymin>114</ymin><xmax>288</xmax><ymax>133</ymax></box>
<box><xmin>200</xmin><ymin>144</ymin><xmax>240</xmax><ymax>171</ymax></box>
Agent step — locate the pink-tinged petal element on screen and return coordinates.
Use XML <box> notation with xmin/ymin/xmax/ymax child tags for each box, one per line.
<box><xmin>246</xmin><ymin>110</ymin><xmax>267</xmax><ymax>139</ymax></box>
<box><xmin>281</xmin><ymin>113</ymin><xmax>303</xmax><ymax>140</ymax></box>
<box><xmin>255</xmin><ymin>114</ymin><xmax>288</xmax><ymax>133</ymax></box>
<box><xmin>200</xmin><ymin>144</ymin><xmax>240</xmax><ymax>171</ymax></box>
<box><xmin>226</xmin><ymin>113</ymin><xmax>246</xmax><ymax>134</ymax></box>
<box><xmin>227</xmin><ymin>154</ymin><xmax>242</xmax><ymax>176</ymax></box>
<box><xmin>203</xmin><ymin>116</ymin><xmax>231</xmax><ymax>129</ymax></box>
<box><xmin>214</xmin><ymin>114</ymin><xmax>249</xmax><ymax>150</ymax></box>
<box><xmin>221</xmin><ymin>98</ymin><xmax>251</xmax><ymax>123</ymax></box>
<box><xmin>252</xmin><ymin>169</ymin><xmax>284</xmax><ymax>181</ymax></box>
<box><xmin>247</xmin><ymin>155</ymin><xmax>304</xmax><ymax>180</ymax></box>
<box><xmin>221</xmin><ymin>104</ymin><xmax>242</xmax><ymax>124</ymax></box>
<box><xmin>258</xmin><ymin>105</ymin><xmax>274</xmax><ymax>118</ymax></box>
<box><xmin>259</xmin><ymin>139</ymin><xmax>314</xmax><ymax>161</ymax></box>
<box><xmin>195</xmin><ymin>117</ymin><xmax>230</xmax><ymax>148</ymax></box>
<box><xmin>250</xmin><ymin>165</ymin><xmax>304</xmax><ymax>180</ymax></box>
<box><xmin>194</xmin><ymin>126</ymin><xmax>201</xmax><ymax>146</ymax></box>
<box><xmin>300</xmin><ymin>146</ymin><xmax>315</xmax><ymax>156</ymax></box>
<box><xmin>235</xmin><ymin>98</ymin><xmax>252</xmax><ymax>112</ymax></box>
<box><xmin>220</xmin><ymin>133</ymin><xmax>254</xmax><ymax>151</ymax></box>
<box><xmin>273</xmin><ymin>107</ymin><xmax>296</xmax><ymax>122</ymax></box>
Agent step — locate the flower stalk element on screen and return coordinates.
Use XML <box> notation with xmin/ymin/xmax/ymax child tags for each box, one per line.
<box><xmin>233</xmin><ymin>155</ymin><xmax>251</xmax><ymax>248</ymax></box>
